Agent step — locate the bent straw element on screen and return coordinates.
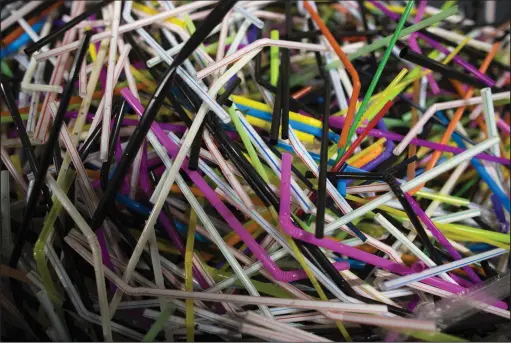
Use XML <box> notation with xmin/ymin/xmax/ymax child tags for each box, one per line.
<box><xmin>342</xmin><ymin>0</ymin><xmax>414</xmax><ymax>150</ymax></box>
<box><xmin>279</xmin><ymin>153</ymin><xmax>505</xmax><ymax>302</ymax></box>
<box><xmin>325</xmin><ymin>137</ymin><xmax>501</xmax><ymax>230</ymax></box>
<box><xmin>122</xmin><ymin>89</ymin><xmax>350</xmax><ymax>284</ymax></box>
<box><xmin>45</xmin><ymin>176</ymin><xmax>112</xmax><ymax>340</ymax></box>
<box><xmin>393</xmin><ymin>91</ymin><xmax>510</xmax><ymax>155</ymax></box>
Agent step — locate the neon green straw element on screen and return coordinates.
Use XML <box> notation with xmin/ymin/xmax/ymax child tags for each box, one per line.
<box><xmin>270</xmin><ymin>30</ymin><xmax>280</xmax><ymax>86</ymax></box>
<box><xmin>1</xmin><ymin>114</ymin><xmax>28</xmax><ymax>124</ymax></box>
<box><xmin>343</xmin><ymin>1</ymin><xmax>415</xmax><ymax>150</ymax></box>
<box><xmin>228</xmin><ymin>105</ymin><xmax>270</xmax><ymax>183</ymax></box>
<box><xmin>204</xmin><ymin>35</ymin><xmax>236</xmax><ymax>54</ymax></box>
<box><xmin>143</xmin><ymin>304</ymin><xmax>176</xmax><ymax>342</ymax></box>
<box><xmin>34</xmin><ymin>170</ymin><xmax>77</xmax><ymax>305</ymax></box>
<box><xmin>326</xmin><ymin>6</ymin><xmax>459</xmax><ymax>68</ymax></box>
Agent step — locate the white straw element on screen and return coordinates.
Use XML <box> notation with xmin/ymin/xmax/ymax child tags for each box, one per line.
<box><xmin>45</xmin><ymin>175</ymin><xmax>112</xmax><ymax>341</ymax></box>
<box><xmin>100</xmin><ymin>1</ymin><xmax>121</xmax><ymax>162</ymax></box>
<box><xmin>325</xmin><ymin>137</ymin><xmax>500</xmax><ymax>232</ymax></box>
<box><xmin>393</xmin><ymin>92</ymin><xmax>510</xmax><ymax>155</ymax></box>
<box><xmin>381</xmin><ymin>248</ymin><xmax>508</xmax><ymax>291</ymax></box>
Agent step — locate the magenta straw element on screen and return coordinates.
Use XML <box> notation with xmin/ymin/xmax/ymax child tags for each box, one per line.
<box><xmin>279</xmin><ymin>152</ymin><xmax>508</xmax><ymax>309</ymax></box>
<box><xmin>121</xmin><ymin>88</ymin><xmax>351</xmax><ymax>283</ymax></box>
<box><xmin>404</xmin><ymin>194</ymin><xmax>482</xmax><ymax>284</ymax></box>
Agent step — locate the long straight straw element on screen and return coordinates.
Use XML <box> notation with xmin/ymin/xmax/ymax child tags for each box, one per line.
<box><xmin>343</xmin><ymin>0</ymin><xmax>414</xmax><ymax>150</ymax></box>
<box><xmin>382</xmin><ymin>248</ymin><xmax>508</xmax><ymax>290</ymax></box>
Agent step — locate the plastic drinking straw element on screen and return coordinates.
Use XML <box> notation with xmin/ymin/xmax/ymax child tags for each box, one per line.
<box><xmin>327</xmin><ymin>5</ymin><xmax>459</xmax><ymax>68</ymax></box>
<box><xmin>382</xmin><ymin>248</ymin><xmax>508</xmax><ymax>291</ymax></box>
<box><xmin>1</xmin><ymin>171</ymin><xmax>12</xmax><ymax>259</ymax></box>
<box><xmin>270</xmin><ymin>29</ymin><xmax>280</xmax><ymax>87</ymax></box>
<box><xmin>100</xmin><ymin>1</ymin><xmax>121</xmax><ymax>162</ymax></box>
<box><xmin>0</xmin><ymin>1</ymin><xmax>43</xmax><ymax>31</ymax></box>
<box><xmin>315</xmin><ymin>75</ymin><xmax>331</xmax><ymax>239</ymax></box>
<box><xmin>481</xmin><ymin>88</ymin><xmax>502</xmax><ymax>158</ymax></box>
<box><xmin>67</xmin><ymin>236</ymin><xmax>389</xmax><ymax>312</ymax></box>
<box><xmin>33</xmin><ymin>170</ymin><xmax>76</xmax><ymax>305</ymax></box>
<box><xmin>185</xmin><ymin>207</ymin><xmax>197</xmax><ymax>341</ymax></box>
<box><xmin>45</xmin><ymin>175</ymin><xmax>111</xmax><ymax>340</ymax></box>
<box><xmin>419</xmin><ymin>42</ymin><xmax>502</xmax><ymax>188</ymax></box>
<box><xmin>341</xmin><ymin>0</ymin><xmax>413</xmax><ymax>153</ymax></box>
<box><xmin>45</xmin><ymin>244</ymin><xmax>144</xmax><ymax>341</ymax></box>
<box><xmin>375</xmin><ymin>214</ymin><xmax>458</xmax><ymax>284</ymax></box>
<box><xmin>405</xmin><ymin>193</ymin><xmax>482</xmax><ymax>284</ymax></box>
<box><xmin>394</xmin><ymin>91</ymin><xmax>510</xmax><ymax>155</ymax></box>
<box><xmin>324</xmin><ymin>137</ymin><xmax>500</xmax><ymax>231</ymax></box>
<box><xmin>0</xmin><ymin>146</ymin><xmax>28</xmax><ymax>191</ymax></box>
<box><xmin>302</xmin><ymin>0</ymin><xmax>360</xmax><ymax>149</ymax></box>
<box><xmin>432</xmin><ymin>209</ymin><xmax>482</xmax><ymax>224</ymax></box>
<box><xmin>143</xmin><ymin>304</ymin><xmax>176</xmax><ymax>342</ymax></box>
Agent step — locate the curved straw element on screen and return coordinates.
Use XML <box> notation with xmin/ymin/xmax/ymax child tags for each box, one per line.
<box><xmin>279</xmin><ymin>152</ymin><xmax>508</xmax><ymax>308</ymax></box>
<box><xmin>196</xmin><ymin>38</ymin><xmax>362</xmax><ymax>80</ymax></box>
<box><xmin>45</xmin><ymin>244</ymin><xmax>144</xmax><ymax>340</ymax></box>
<box><xmin>301</xmin><ymin>0</ymin><xmax>360</xmax><ymax>149</ymax></box>
<box><xmin>66</xmin><ymin>235</ymin><xmax>389</xmax><ymax>314</ymax></box>
<box><xmin>45</xmin><ymin>176</ymin><xmax>112</xmax><ymax>340</ymax></box>
<box><xmin>393</xmin><ymin>91</ymin><xmax>510</xmax><ymax>155</ymax></box>
<box><xmin>122</xmin><ymin>89</ymin><xmax>350</xmax><ymax>282</ymax></box>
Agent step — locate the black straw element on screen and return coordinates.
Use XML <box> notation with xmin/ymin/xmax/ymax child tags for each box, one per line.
<box><xmin>315</xmin><ymin>75</ymin><xmax>331</xmax><ymax>239</ymax></box>
<box><xmin>24</xmin><ymin>1</ymin><xmax>111</xmax><ymax>55</ymax></box>
<box><xmin>399</xmin><ymin>46</ymin><xmax>488</xmax><ymax>88</ymax></box>
<box><xmin>90</xmin><ymin>0</ymin><xmax>238</xmax><ymax>231</ymax></box>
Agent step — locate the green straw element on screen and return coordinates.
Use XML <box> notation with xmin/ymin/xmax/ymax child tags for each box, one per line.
<box><xmin>143</xmin><ymin>303</ymin><xmax>176</xmax><ymax>342</ymax></box>
<box><xmin>1</xmin><ymin>114</ymin><xmax>29</xmax><ymax>124</ymax></box>
<box><xmin>1</xmin><ymin>61</ymin><xmax>13</xmax><ymax>78</ymax></box>
<box><xmin>270</xmin><ymin>30</ymin><xmax>280</xmax><ymax>87</ymax></box>
<box><xmin>342</xmin><ymin>1</ymin><xmax>415</xmax><ymax>151</ymax></box>
<box><xmin>326</xmin><ymin>6</ymin><xmax>459</xmax><ymax>69</ymax></box>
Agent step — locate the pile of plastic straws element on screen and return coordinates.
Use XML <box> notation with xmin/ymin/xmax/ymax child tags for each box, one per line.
<box><xmin>1</xmin><ymin>0</ymin><xmax>510</xmax><ymax>342</ymax></box>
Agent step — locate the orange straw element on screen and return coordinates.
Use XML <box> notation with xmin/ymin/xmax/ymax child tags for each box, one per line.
<box><xmin>1</xmin><ymin>1</ymin><xmax>63</xmax><ymax>45</ymax></box>
<box><xmin>302</xmin><ymin>0</ymin><xmax>361</xmax><ymax>149</ymax></box>
<box><xmin>412</xmin><ymin>42</ymin><xmax>501</xmax><ymax>194</ymax></box>
<box><xmin>291</xmin><ymin>86</ymin><xmax>313</xmax><ymax>100</ymax></box>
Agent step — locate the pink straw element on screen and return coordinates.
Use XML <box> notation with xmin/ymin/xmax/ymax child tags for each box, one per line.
<box><xmin>121</xmin><ymin>88</ymin><xmax>350</xmax><ymax>283</ymax></box>
<box><xmin>279</xmin><ymin>152</ymin><xmax>508</xmax><ymax>309</ymax></box>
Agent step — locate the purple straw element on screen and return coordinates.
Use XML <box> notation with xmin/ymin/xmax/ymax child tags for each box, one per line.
<box><xmin>280</xmin><ymin>153</ymin><xmax>508</xmax><ymax>309</ymax></box>
<box><xmin>122</xmin><ymin>88</ymin><xmax>350</xmax><ymax>283</ymax></box>
<box><xmin>329</xmin><ymin>116</ymin><xmax>511</xmax><ymax>166</ymax></box>
<box><xmin>371</xmin><ymin>1</ymin><xmax>495</xmax><ymax>87</ymax></box>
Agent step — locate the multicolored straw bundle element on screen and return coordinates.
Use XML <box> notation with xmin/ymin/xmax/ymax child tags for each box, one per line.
<box><xmin>1</xmin><ymin>1</ymin><xmax>510</xmax><ymax>341</ymax></box>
